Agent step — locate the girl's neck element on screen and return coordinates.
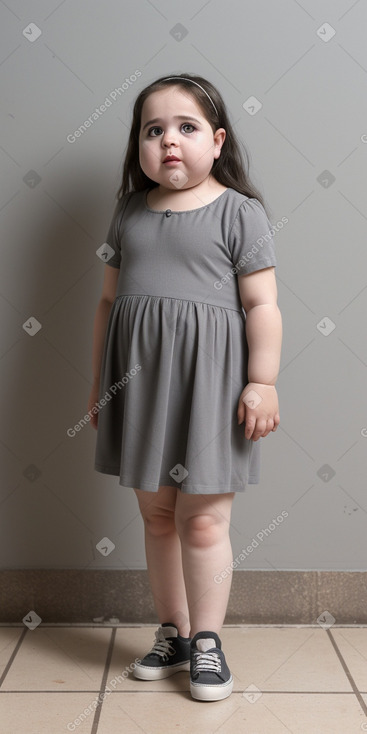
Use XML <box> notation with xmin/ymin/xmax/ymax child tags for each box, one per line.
<box><xmin>148</xmin><ymin>177</ymin><xmax>227</xmax><ymax>211</ymax></box>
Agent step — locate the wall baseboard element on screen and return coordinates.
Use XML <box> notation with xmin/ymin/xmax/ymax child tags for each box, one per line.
<box><xmin>1</xmin><ymin>570</ymin><xmax>366</xmax><ymax>624</ymax></box>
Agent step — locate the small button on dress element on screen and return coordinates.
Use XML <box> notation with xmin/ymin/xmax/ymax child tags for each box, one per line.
<box><xmin>94</xmin><ymin>187</ymin><xmax>277</xmax><ymax>494</ymax></box>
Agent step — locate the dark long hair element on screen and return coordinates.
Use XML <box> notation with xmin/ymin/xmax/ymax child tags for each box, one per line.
<box><xmin>116</xmin><ymin>73</ymin><xmax>272</xmax><ymax>219</ymax></box>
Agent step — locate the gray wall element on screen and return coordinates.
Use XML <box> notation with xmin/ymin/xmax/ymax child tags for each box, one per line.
<box><xmin>1</xmin><ymin>0</ymin><xmax>366</xmax><ymax>572</ymax></box>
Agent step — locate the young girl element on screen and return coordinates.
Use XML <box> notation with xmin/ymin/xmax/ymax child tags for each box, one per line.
<box><xmin>88</xmin><ymin>73</ymin><xmax>282</xmax><ymax>702</ymax></box>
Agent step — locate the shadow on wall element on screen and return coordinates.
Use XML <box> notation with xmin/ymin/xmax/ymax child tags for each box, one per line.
<box><xmin>0</xmin><ymin>157</ymin><xmax>138</xmax><ymax>571</ymax></box>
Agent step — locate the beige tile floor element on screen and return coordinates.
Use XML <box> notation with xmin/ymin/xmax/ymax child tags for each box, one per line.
<box><xmin>0</xmin><ymin>624</ymin><xmax>367</xmax><ymax>733</ymax></box>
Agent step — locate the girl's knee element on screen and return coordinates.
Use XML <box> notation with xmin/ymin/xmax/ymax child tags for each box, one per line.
<box><xmin>174</xmin><ymin>492</ymin><xmax>235</xmax><ymax>546</ymax></box>
<box><xmin>143</xmin><ymin>511</ymin><xmax>176</xmax><ymax>536</ymax></box>
<box><xmin>134</xmin><ymin>486</ymin><xmax>177</xmax><ymax>535</ymax></box>
<box><xmin>175</xmin><ymin>512</ymin><xmax>228</xmax><ymax>548</ymax></box>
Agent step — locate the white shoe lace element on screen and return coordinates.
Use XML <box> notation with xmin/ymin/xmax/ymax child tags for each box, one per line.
<box><xmin>193</xmin><ymin>650</ymin><xmax>221</xmax><ymax>674</ymax></box>
<box><xmin>146</xmin><ymin>628</ymin><xmax>176</xmax><ymax>662</ymax></box>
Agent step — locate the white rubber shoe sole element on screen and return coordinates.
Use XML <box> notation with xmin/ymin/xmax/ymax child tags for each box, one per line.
<box><xmin>190</xmin><ymin>674</ymin><xmax>233</xmax><ymax>701</ymax></box>
<box><xmin>133</xmin><ymin>659</ymin><xmax>190</xmax><ymax>680</ymax></box>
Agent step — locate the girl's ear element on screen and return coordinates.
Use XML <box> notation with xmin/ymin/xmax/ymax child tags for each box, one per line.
<box><xmin>214</xmin><ymin>128</ymin><xmax>226</xmax><ymax>158</ymax></box>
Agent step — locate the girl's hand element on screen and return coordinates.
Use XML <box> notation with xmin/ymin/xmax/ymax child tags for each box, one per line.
<box><xmin>87</xmin><ymin>381</ymin><xmax>100</xmax><ymax>430</ymax></box>
<box><xmin>237</xmin><ymin>382</ymin><xmax>280</xmax><ymax>441</ymax></box>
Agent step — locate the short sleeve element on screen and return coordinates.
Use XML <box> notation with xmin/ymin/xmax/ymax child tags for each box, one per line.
<box><xmin>228</xmin><ymin>198</ymin><xmax>277</xmax><ymax>276</ymax></box>
<box><xmin>102</xmin><ymin>192</ymin><xmax>133</xmax><ymax>269</ymax></box>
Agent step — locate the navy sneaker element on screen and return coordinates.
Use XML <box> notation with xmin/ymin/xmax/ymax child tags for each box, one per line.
<box><xmin>190</xmin><ymin>630</ymin><xmax>233</xmax><ymax>701</ymax></box>
<box><xmin>133</xmin><ymin>623</ymin><xmax>191</xmax><ymax>680</ymax></box>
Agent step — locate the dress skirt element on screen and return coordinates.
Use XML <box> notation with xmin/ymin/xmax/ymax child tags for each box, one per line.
<box><xmin>94</xmin><ymin>293</ymin><xmax>260</xmax><ymax>494</ymax></box>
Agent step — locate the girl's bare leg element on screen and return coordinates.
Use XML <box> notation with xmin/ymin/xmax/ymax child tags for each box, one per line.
<box><xmin>134</xmin><ymin>485</ymin><xmax>191</xmax><ymax>638</ymax></box>
<box><xmin>174</xmin><ymin>491</ymin><xmax>235</xmax><ymax>639</ymax></box>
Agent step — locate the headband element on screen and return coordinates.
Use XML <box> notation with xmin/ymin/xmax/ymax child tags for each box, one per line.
<box><xmin>160</xmin><ymin>77</ymin><xmax>219</xmax><ymax>117</ymax></box>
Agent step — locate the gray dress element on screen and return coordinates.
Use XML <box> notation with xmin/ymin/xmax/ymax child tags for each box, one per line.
<box><xmin>94</xmin><ymin>187</ymin><xmax>277</xmax><ymax>494</ymax></box>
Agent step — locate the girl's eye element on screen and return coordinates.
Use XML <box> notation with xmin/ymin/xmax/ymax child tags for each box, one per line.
<box><xmin>148</xmin><ymin>123</ymin><xmax>196</xmax><ymax>137</ymax></box>
<box><xmin>148</xmin><ymin>127</ymin><xmax>162</xmax><ymax>137</ymax></box>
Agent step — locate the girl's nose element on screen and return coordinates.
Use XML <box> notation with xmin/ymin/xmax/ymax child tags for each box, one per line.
<box><xmin>162</xmin><ymin>129</ymin><xmax>178</xmax><ymax>146</ymax></box>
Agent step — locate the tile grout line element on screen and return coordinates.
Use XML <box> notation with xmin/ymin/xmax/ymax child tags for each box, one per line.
<box><xmin>90</xmin><ymin>627</ymin><xmax>116</xmax><ymax>734</ymax></box>
<box><xmin>327</xmin><ymin>629</ymin><xmax>367</xmax><ymax>716</ymax></box>
<box><xmin>0</xmin><ymin>627</ymin><xmax>28</xmax><ymax>688</ymax></box>
<box><xmin>0</xmin><ymin>690</ymin><xmax>366</xmax><ymax>695</ymax></box>
<box><xmin>1</xmin><ymin>624</ymin><xmax>366</xmax><ymax>628</ymax></box>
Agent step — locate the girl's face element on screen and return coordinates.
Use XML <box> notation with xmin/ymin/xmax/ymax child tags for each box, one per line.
<box><xmin>138</xmin><ymin>86</ymin><xmax>226</xmax><ymax>190</ymax></box>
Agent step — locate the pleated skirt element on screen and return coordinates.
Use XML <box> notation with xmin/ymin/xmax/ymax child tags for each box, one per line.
<box><xmin>94</xmin><ymin>294</ymin><xmax>260</xmax><ymax>494</ymax></box>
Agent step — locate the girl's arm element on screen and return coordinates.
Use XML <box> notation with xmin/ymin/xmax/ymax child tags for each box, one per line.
<box><xmin>239</xmin><ymin>266</ymin><xmax>282</xmax><ymax>385</ymax></box>
<box><xmin>91</xmin><ymin>265</ymin><xmax>120</xmax><ymax>383</ymax></box>
<box><xmin>88</xmin><ymin>265</ymin><xmax>120</xmax><ymax>428</ymax></box>
<box><xmin>237</xmin><ymin>266</ymin><xmax>282</xmax><ymax>441</ymax></box>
